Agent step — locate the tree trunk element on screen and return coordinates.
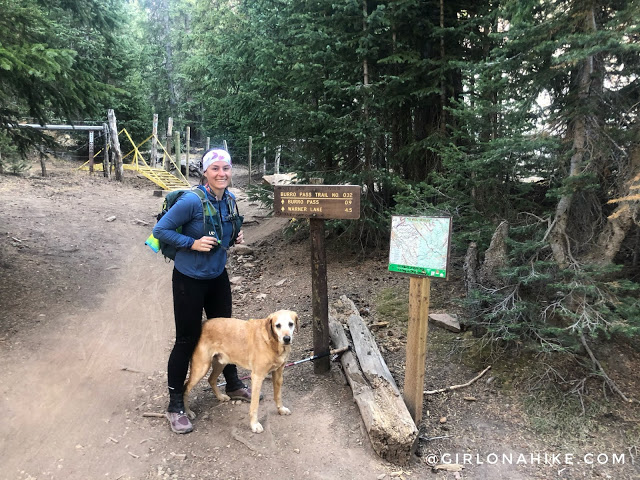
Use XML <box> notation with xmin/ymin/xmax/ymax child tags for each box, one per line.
<box><xmin>362</xmin><ymin>0</ymin><xmax>372</xmax><ymax>174</ymax></box>
<box><xmin>548</xmin><ymin>7</ymin><xmax>596</xmax><ymax>267</ymax></box>
<box><xmin>439</xmin><ymin>0</ymin><xmax>446</xmax><ymax>133</ymax></box>
<box><xmin>162</xmin><ymin>1</ymin><xmax>178</xmax><ymax>108</ymax></box>
<box><xmin>589</xmin><ymin>136</ymin><xmax>640</xmax><ymax>264</ymax></box>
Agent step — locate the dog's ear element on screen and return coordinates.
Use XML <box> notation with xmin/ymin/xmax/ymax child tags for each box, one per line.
<box><xmin>293</xmin><ymin>311</ymin><xmax>299</xmax><ymax>333</ymax></box>
<box><xmin>265</xmin><ymin>313</ymin><xmax>277</xmax><ymax>341</ymax></box>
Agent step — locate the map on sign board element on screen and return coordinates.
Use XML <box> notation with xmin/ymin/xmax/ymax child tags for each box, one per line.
<box><xmin>388</xmin><ymin>216</ymin><xmax>451</xmax><ymax>278</ymax></box>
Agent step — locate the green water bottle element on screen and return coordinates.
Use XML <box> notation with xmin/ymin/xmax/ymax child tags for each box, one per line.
<box><xmin>145</xmin><ymin>233</ymin><xmax>160</xmax><ymax>253</ymax></box>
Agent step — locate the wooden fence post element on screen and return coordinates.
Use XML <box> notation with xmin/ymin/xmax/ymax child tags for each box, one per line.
<box><xmin>185</xmin><ymin>126</ymin><xmax>190</xmax><ymax>176</ymax></box>
<box><xmin>262</xmin><ymin>132</ymin><xmax>266</xmax><ymax>174</ymax></box>
<box><xmin>107</xmin><ymin>109</ymin><xmax>123</xmax><ymax>181</ymax></box>
<box><xmin>248</xmin><ymin>135</ymin><xmax>252</xmax><ymax>185</ymax></box>
<box><xmin>275</xmin><ymin>145</ymin><xmax>281</xmax><ymax>174</ymax></box>
<box><xmin>151</xmin><ymin>113</ymin><xmax>158</xmax><ymax>167</ymax></box>
<box><xmin>174</xmin><ymin>131</ymin><xmax>181</xmax><ymax>174</ymax></box>
<box><xmin>103</xmin><ymin>123</ymin><xmax>110</xmax><ymax>178</ymax></box>
<box><xmin>206</xmin><ymin>136</ymin><xmax>210</xmax><ymax>151</ymax></box>
<box><xmin>88</xmin><ymin>131</ymin><xmax>94</xmax><ymax>173</ymax></box>
<box><xmin>164</xmin><ymin>117</ymin><xmax>173</xmax><ymax>172</ymax></box>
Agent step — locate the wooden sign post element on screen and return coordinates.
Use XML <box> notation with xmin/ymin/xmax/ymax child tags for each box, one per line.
<box><xmin>388</xmin><ymin>216</ymin><xmax>452</xmax><ymax>422</ymax></box>
<box><xmin>404</xmin><ymin>276</ymin><xmax>430</xmax><ymax>421</ymax></box>
<box><xmin>275</xmin><ymin>185</ymin><xmax>360</xmax><ymax>373</ymax></box>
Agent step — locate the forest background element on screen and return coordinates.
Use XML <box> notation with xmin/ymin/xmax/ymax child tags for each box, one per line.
<box><xmin>1</xmin><ymin>0</ymin><xmax>639</xmax><ymax>412</ymax></box>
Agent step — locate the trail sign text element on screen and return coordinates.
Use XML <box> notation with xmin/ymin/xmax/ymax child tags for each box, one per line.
<box><xmin>274</xmin><ymin>185</ymin><xmax>361</xmax><ymax>219</ymax></box>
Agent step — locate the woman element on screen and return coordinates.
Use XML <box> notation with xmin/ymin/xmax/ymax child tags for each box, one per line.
<box><xmin>153</xmin><ymin>148</ymin><xmax>252</xmax><ymax>434</ymax></box>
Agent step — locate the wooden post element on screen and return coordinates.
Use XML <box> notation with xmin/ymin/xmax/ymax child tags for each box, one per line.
<box><xmin>310</xmin><ymin>218</ymin><xmax>330</xmax><ymax>373</ymax></box>
<box><xmin>206</xmin><ymin>136</ymin><xmax>210</xmax><ymax>151</ymax></box>
<box><xmin>107</xmin><ymin>109</ymin><xmax>123</xmax><ymax>181</ymax></box>
<box><xmin>403</xmin><ymin>276</ymin><xmax>430</xmax><ymax>422</ymax></box>
<box><xmin>275</xmin><ymin>145</ymin><xmax>281</xmax><ymax>174</ymax></box>
<box><xmin>185</xmin><ymin>126</ymin><xmax>190</xmax><ymax>176</ymax></box>
<box><xmin>39</xmin><ymin>152</ymin><xmax>47</xmax><ymax>177</ymax></box>
<box><xmin>262</xmin><ymin>131</ymin><xmax>266</xmax><ymax>174</ymax></box>
<box><xmin>151</xmin><ymin>113</ymin><xmax>158</xmax><ymax>167</ymax></box>
<box><xmin>88</xmin><ymin>131</ymin><xmax>94</xmax><ymax>173</ymax></box>
<box><xmin>174</xmin><ymin>131</ymin><xmax>181</xmax><ymax>174</ymax></box>
<box><xmin>274</xmin><ymin>185</ymin><xmax>361</xmax><ymax>375</ymax></box>
<box><xmin>103</xmin><ymin>123</ymin><xmax>110</xmax><ymax>178</ymax></box>
<box><xmin>248</xmin><ymin>135</ymin><xmax>252</xmax><ymax>185</ymax></box>
<box><xmin>164</xmin><ymin>117</ymin><xmax>173</xmax><ymax>171</ymax></box>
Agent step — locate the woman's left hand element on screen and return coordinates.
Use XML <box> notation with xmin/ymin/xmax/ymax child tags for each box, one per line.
<box><xmin>235</xmin><ymin>230</ymin><xmax>245</xmax><ymax>245</ymax></box>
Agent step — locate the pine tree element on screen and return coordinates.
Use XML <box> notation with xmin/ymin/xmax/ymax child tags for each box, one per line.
<box><xmin>458</xmin><ymin>0</ymin><xmax>640</xmax><ymax>365</ymax></box>
<box><xmin>0</xmin><ymin>0</ymin><xmax>143</xmax><ymax>154</ymax></box>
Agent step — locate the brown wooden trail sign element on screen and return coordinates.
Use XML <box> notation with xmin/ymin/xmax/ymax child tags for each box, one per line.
<box><xmin>274</xmin><ymin>185</ymin><xmax>360</xmax><ymax>219</ymax></box>
<box><xmin>274</xmin><ymin>185</ymin><xmax>361</xmax><ymax>373</ymax></box>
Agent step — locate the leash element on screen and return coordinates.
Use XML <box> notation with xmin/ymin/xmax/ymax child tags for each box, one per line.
<box><xmin>215</xmin><ymin>346</ymin><xmax>350</xmax><ymax>388</ymax></box>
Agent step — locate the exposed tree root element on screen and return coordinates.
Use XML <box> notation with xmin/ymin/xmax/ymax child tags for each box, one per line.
<box><xmin>579</xmin><ymin>332</ymin><xmax>635</xmax><ymax>404</ymax></box>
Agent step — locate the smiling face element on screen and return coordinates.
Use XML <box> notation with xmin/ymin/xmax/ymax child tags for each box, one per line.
<box><xmin>203</xmin><ymin>161</ymin><xmax>232</xmax><ymax>199</ymax></box>
<box><xmin>269</xmin><ymin>310</ymin><xmax>299</xmax><ymax>345</ymax></box>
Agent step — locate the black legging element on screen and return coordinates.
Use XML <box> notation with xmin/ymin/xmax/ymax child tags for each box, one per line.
<box><xmin>168</xmin><ymin>268</ymin><xmax>243</xmax><ymax>394</ymax></box>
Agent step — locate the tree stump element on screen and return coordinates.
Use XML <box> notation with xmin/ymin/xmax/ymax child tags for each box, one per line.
<box><xmin>477</xmin><ymin>220</ymin><xmax>509</xmax><ymax>288</ymax></box>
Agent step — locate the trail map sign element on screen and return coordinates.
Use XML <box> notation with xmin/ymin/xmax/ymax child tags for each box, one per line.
<box><xmin>388</xmin><ymin>216</ymin><xmax>452</xmax><ymax>278</ymax></box>
<box><xmin>274</xmin><ymin>185</ymin><xmax>360</xmax><ymax>220</ymax></box>
<box><xmin>388</xmin><ymin>216</ymin><xmax>452</xmax><ymax>422</ymax></box>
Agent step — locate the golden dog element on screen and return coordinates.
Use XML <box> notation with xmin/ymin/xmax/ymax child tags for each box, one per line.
<box><xmin>183</xmin><ymin>310</ymin><xmax>299</xmax><ymax>433</ymax></box>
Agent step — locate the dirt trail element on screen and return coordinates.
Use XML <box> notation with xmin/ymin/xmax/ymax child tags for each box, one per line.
<box><xmin>0</xmin><ymin>162</ymin><xmax>397</xmax><ymax>480</ymax></box>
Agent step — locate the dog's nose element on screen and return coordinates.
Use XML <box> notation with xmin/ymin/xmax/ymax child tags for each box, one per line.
<box><xmin>283</xmin><ymin>335</ymin><xmax>291</xmax><ymax>344</ymax></box>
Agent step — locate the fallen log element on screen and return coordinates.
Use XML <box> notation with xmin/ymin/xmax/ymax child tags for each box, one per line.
<box><xmin>329</xmin><ymin>296</ymin><xmax>418</xmax><ymax>465</ymax></box>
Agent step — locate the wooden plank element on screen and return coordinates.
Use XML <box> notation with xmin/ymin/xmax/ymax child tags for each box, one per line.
<box><xmin>274</xmin><ymin>185</ymin><xmax>360</xmax><ymax>219</ymax></box>
<box><xmin>403</xmin><ymin>276</ymin><xmax>430</xmax><ymax>422</ymax></box>
<box><xmin>311</xmin><ymin>218</ymin><xmax>330</xmax><ymax>373</ymax></box>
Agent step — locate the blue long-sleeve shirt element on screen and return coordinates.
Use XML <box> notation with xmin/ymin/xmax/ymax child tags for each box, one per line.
<box><xmin>153</xmin><ymin>186</ymin><xmax>237</xmax><ymax>280</ymax></box>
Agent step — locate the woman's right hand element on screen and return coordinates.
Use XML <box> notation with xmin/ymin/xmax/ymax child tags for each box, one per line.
<box><xmin>191</xmin><ymin>236</ymin><xmax>217</xmax><ymax>252</ymax></box>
